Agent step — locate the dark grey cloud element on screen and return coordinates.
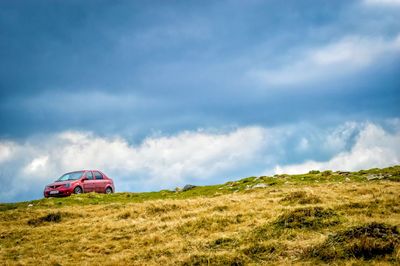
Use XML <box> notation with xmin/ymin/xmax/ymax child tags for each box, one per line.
<box><xmin>1</xmin><ymin>1</ymin><xmax>397</xmax><ymax>105</ymax></box>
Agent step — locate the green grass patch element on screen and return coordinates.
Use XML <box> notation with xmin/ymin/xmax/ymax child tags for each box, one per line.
<box><xmin>280</xmin><ymin>191</ymin><xmax>322</xmax><ymax>205</ymax></box>
<box><xmin>3</xmin><ymin>165</ymin><xmax>400</xmax><ymax>211</ymax></box>
<box><xmin>0</xmin><ymin>204</ymin><xmax>17</xmax><ymax>212</ymax></box>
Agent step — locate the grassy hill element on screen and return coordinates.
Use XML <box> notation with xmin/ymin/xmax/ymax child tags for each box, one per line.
<box><xmin>1</xmin><ymin>166</ymin><xmax>399</xmax><ymax>265</ymax></box>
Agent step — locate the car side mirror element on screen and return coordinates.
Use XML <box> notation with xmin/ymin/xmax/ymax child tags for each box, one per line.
<box><xmin>81</xmin><ymin>177</ymin><xmax>87</xmax><ymax>181</ymax></box>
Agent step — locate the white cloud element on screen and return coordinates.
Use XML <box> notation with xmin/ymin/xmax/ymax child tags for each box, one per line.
<box><xmin>274</xmin><ymin>123</ymin><xmax>400</xmax><ymax>174</ymax></box>
<box><xmin>133</xmin><ymin>127</ymin><xmax>267</xmax><ymax>180</ymax></box>
<box><xmin>249</xmin><ymin>35</ymin><xmax>400</xmax><ymax>86</ymax></box>
<box><xmin>53</xmin><ymin>127</ymin><xmax>267</xmax><ymax>183</ymax></box>
<box><xmin>23</xmin><ymin>155</ymin><xmax>49</xmax><ymax>176</ymax></box>
<box><xmin>0</xmin><ymin>127</ymin><xmax>268</xmax><ymax>201</ymax></box>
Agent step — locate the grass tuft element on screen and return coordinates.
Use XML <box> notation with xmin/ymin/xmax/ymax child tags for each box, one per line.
<box><xmin>213</xmin><ymin>205</ymin><xmax>229</xmax><ymax>212</ymax></box>
<box><xmin>182</xmin><ymin>253</ymin><xmax>245</xmax><ymax>266</ymax></box>
<box><xmin>146</xmin><ymin>203</ymin><xmax>180</xmax><ymax>214</ymax></box>
<box><xmin>117</xmin><ymin>211</ymin><xmax>131</xmax><ymax>219</ymax></box>
<box><xmin>178</xmin><ymin>216</ymin><xmax>241</xmax><ymax>235</ymax></box>
<box><xmin>274</xmin><ymin>207</ymin><xmax>341</xmax><ymax>229</ymax></box>
<box><xmin>242</xmin><ymin>243</ymin><xmax>283</xmax><ymax>260</ymax></box>
<box><xmin>208</xmin><ymin>237</ymin><xmax>238</xmax><ymax>249</ymax></box>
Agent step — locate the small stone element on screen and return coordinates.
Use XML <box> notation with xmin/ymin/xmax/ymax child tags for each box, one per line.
<box><xmin>366</xmin><ymin>174</ymin><xmax>384</xmax><ymax>181</ymax></box>
<box><xmin>337</xmin><ymin>171</ymin><xmax>351</xmax><ymax>176</ymax></box>
<box><xmin>182</xmin><ymin>184</ymin><xmax>196</xmax><ymax>192</ymax></box>
<box><xmin>252</xmin><ymin>183</ymin><xmax>268</xmax><ymax>189</ymax></box>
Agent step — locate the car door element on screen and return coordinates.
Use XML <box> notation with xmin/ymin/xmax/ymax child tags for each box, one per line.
<box><xmin>82</xmin><ymin>171</ymin><xmax>96</xmax><ymax>192</ymax></box>
<box><xmin>93</xmin><ymin>171</ymin><xmax>106</xmax><ymax>192</ymax></box>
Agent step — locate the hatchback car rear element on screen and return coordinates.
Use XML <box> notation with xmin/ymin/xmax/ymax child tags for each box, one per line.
<box><xmin>44</xmin><ymin>170</ymin><xmax>115</xmax><ymax>197</ymax></box>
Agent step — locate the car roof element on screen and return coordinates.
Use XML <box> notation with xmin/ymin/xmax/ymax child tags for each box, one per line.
<box><xmin>65</xmin><ymin>170</ymin><xmax>106</xmax><ymax>174</ymax></box>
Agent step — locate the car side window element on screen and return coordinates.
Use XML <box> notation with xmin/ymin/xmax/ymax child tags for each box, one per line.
<box><xmin>86</xmin><ymin>171</ymin><xmax>94</xmax><ymax>180</ymax></box>
<box><xmin>94</xmin><ymin>171</ymin><xmax>103</xmax><ymax>180</ymax></box>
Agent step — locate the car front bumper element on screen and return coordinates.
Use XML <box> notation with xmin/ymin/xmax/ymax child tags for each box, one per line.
<box><xmin>44</xmin><ymin>187</ymin><xmax>73</xmax><ymax>198</ymax></box>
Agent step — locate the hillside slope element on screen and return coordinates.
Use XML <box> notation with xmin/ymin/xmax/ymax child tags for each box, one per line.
<box><xmin>1</xmin><ymin>166</ymin><xmax>399</xmax><ymax>265</ymax></box>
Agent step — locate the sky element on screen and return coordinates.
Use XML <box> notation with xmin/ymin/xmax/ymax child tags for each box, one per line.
<box><xmin>0</xmin><ymin>0</ymin><xmax>400</xmax><ymax>202</ymax></box>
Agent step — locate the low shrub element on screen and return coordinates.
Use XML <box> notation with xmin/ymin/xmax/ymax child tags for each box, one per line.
<box><xmin>27</xmin><ymin>212</ymin><xmax>62</xmax><ymax>226</ymax></box>
<box><xmin>308</xmin><ymin>223</ymin><xmax>400</xmax><ymax>261</ymax></box>
<box><xmin>321</xmin><ymin>170</ymin><xmax>333</xmax><ymax>176</ymax></box>
<box><xmin>308</xmin><ymin>170</ymin><xmax>320</xmax><ymax>174</ymax></box>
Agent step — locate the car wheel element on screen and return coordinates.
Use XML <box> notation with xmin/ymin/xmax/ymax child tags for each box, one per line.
<box><xmin>74</xmin><ymin>186</ymin><xmax>83</xmax><ymax>194</ymax></box>
<box><xmin>105</xmin><ymin>187</ymin><xmax>113</xmax><ymax>194</ymax></box>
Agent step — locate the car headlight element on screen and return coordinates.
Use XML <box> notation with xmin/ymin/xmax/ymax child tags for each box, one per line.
<box><xmin>64</xmin><ymin>183</ymin><xmax>71</xmax><ymax>188</ymax></box>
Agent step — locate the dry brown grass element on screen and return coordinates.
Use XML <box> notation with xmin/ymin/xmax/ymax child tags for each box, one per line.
<box><xmin>0</xmin><ymin>181</ymin><xmax>399</xmax><ymax>265</ymax></box>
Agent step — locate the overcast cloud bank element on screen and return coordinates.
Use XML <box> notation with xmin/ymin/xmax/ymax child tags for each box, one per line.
<box><xmin>1</xmin><ymin>121</ymin><xmax>399</xmax><ymax>202</ymax></box>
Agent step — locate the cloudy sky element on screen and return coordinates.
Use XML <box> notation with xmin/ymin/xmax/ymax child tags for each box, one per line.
<box><xmin>1</xmin><ymin>0</ymin><xmax>400</xmax><ymax>202</ymax></box>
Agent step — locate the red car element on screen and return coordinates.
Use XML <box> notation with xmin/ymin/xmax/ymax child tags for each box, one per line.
<box><xmin>44</xmin><ymin>170</ymin><xmax>115</xmax><ymax>198</ymax></box>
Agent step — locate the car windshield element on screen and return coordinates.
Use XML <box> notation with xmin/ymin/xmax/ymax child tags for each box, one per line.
<box><xmin>56</xmin><ymin>171</ymin><xmax>84</xmax><ymax>181</ymax></box>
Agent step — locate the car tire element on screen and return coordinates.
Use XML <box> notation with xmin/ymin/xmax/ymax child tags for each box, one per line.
<box><xmin>105</xmin><ymin>187</ymin><xmax>113</xmax><ymax>194</ymax></box>
<box><xmin>74</xmin><ymin>186</ymin><xmax>83</xmax><ymax>194</ymax></box>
